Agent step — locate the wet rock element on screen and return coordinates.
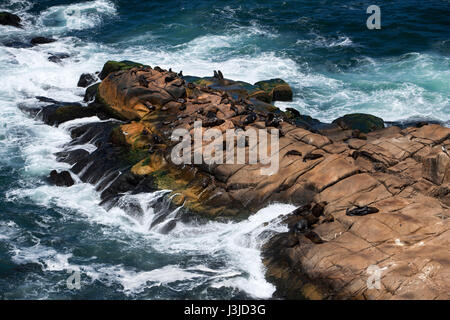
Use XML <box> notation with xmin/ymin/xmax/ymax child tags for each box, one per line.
<box><xmin>83</xmin><ymin>83</ymin><xmax>100</xmax><ymax>102</ymax></box>
<box><xmin>77</xmin><ymin>73</ymin><xmax>97</xmax><ymax>88</ymax></box>
<box><xmin>0</xmin><ymin>12</ymin><xmax>21</xmax><ymax>28</ymax></box>
<box><xmin>48</xmin><ymin>170</ymin><xmax>74</xmax><ymax>187</ymax></box>
<box><xmin>159</xmin><ymin>219</ymin><xmax>177</xmax><ymax>234</ymax></box>
<box><xmin>48</xmin><ymin>53</ymin><xmax>70</xmax><ymax>63</ymax></box>
<box><xmin>31</xmin><ymin>37</ymin><xmax>56</xmax><ymax>46</ymax></box>
<box><xmin>40</xmin><ymin>104</ymin><xmax>96</xmax><ymax>126</ymax></box>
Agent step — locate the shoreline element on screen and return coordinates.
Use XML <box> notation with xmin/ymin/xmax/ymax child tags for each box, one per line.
<box><xmin>19</xmin><ymin>60</ymin><xmax>450</xmax><ymax>300</ymax></box>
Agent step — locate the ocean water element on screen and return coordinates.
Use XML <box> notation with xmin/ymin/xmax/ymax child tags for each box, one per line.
<box><xmin>0</xmin><ymin>0</ymin><xmax>448</xmax><ymax>299</ymax></box>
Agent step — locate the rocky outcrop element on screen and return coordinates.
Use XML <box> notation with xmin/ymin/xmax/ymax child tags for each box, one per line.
<box><xmin>25</xmin><ymin>61</ymin><xmax>449</xmax><ymax>300</ymax></box>
<box><xmin>263</xmin><ymin>124</ymin><xmax>450</xmax><ymax>300</ymax></box>
<box><xmin>0</xmin><ymin>12</ymin><xmax>22</xmax><ymax>28</ymax></box>
<box><xmin>48</xmin><ymin>170</ymin><xmax>74</xmax><ymax>187</ymax></box>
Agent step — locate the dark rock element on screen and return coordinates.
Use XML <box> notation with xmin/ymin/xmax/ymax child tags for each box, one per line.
<box><xmin>36</xmin><ymin>96</ymin><xmax>58</xmax><ymax>104</ymax></box>
<box><xmin>159</xmin><ymin>219</ymin><xmax>177</xmax><ymax>234</ymax></box>
<box><xmin>48</xmin><ymin>53</ymin><xmax>70</xmax><ymax>64</ymax></box>
<box><xmin>333</xmin><ymin>113</ymin><xmax>384</xmax><ymax>133</ymax></box>
<box><xmin>0</xmin><ymin>12</ymin><xmax>22</xmax><ymax>28</ymax></box>
<box><xmin>83</xmin><ymin>83</ymin><xmax>100</xmax><ymax>102</ymax></box>
<box><xmin>293</xmin><ymin>204</ymin><xmax>311</xmax><ymax>216</ymax></box>
<box><xmin>31</xmin><ymin>37</ymin><xmax>56</xmax><ymax>46</ymax></box>
<box><xmin>77</xmin><ymin>73</ymin><xmax>97</xmax><ymax>88</ymax></box>
<box><xmin>48</xmin><ymin>170</ymin><xmax>74</xmax><ymax>187</ymax></box>
<box><xmin>40</xmin><ymin>104</ymin><xmax>97</xmax><ymax>126</ymax></box>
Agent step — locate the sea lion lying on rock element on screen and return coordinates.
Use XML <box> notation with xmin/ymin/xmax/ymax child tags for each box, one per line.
<box><xmin>346</xmin><ymin>206</ymin><xmax>379</xmax><ymax>216</ymax></box>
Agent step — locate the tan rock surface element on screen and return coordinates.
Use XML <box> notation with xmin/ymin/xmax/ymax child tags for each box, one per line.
<box><xmin>97</xmin><ymin>66</ymin><xmax>449</xmax><ymax>299</ymax></box>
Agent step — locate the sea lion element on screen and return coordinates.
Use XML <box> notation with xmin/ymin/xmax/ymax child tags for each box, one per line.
<box><xmin>165</xmin><ymin>75</ymin><xmax>175</xmax><ymax>83</ymax></box>
<box><xmin>243</xmin><ymin>112</ymin><xmax>257</xmax><ymax>125</ymax></box>
<box><xmin>321</xmin><ymin>213</ymin><xmax>334</xmax><ymax>224</ymax></box>
<box><xmin>206</xmin><ymin>110</ymin><xmax>217</xmax><ymax>118</ymax></box>
<box><xmin>303</xmin><ymin>153</ymin><xmax>324</xmax><ymax>162</ymax></box>
<box><xmin>152</xmin><ymin>134</ymin><xmax>163</xmax><ymax>144</ymax></box>
<box><xmin>265</xmin><ymin>113</ymin><xmax>281</xmax><ymax>128</ymax></box>
<box><xmin>203</xmin><ymin>117</ymin><xmax>225</xmax><ymax>127</ymax></box>
<box><xmin>293</xmin><ymin>218</ymin><xmax>309</xmax><ymax>234</ymax></box>
<box><xmin>346</xmin><ymin>206</ymin><xmax>379</xmax><ymax>216</ymax></box>
<box><xmin>304</xmin><ymin>230</ymin><xmax>324</xmax><ymax>244</ymax></box>
<box><xmin>311</xmin><ymin>202</ymin><xmax>327</xmax><ymax>217</ymax></box>
<box><xmin>138</xmin><ymin>75</ymin><xmax>149</xmax><ymax>87</ymax></box>
<box><xmin>351</xmin><ymin>151</ymin><xmax>360</xmax><ymax>160</ymax></box>
<box><xmin>217</xmin><ymin>70</ymin><xmax>224</xmax><ymax>80</ymax></box>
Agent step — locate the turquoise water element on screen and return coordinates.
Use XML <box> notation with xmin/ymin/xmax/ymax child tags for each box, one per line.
<box><xmin>0</xmin><ymin>0</ymin><xmax>448</xmax><ymax>299</ymax></box>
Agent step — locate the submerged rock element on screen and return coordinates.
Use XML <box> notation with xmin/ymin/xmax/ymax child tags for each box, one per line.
<box><xmin>0</xmin><ymin>12</ymin><xmax>22</xmax><ymax>28</ymax></box>
<box><xmin>48</xmin><ymin>53</ymin><xmax>70</xmax><ymax>64</ymax></box>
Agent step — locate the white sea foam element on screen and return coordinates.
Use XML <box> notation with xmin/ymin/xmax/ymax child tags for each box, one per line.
<box><xmin>37</xmin><ymin>0</ymin><xmax>117</xmax><ymax>32</ymax></box>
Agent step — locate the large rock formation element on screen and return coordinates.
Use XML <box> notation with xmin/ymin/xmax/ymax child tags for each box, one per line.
<box><xmin>26</xmin><ymin>61</ymin><xmax>449</xmax><ymax>299</ymax></box>
<box><xmin>0</xmin><ymin>12</ymin><xmax>22</xmax><ymax>28</ymax></box>
<box><xmin>264</xmin><ymin>124</ymin><xmax>450</xmax><ymax>300</ymax></box>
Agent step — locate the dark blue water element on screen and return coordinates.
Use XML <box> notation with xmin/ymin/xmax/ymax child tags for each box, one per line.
<box><xmin>0</xmin><ymin>0</ymin><xmax>448</xmax><ymax>299</ymax></box>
